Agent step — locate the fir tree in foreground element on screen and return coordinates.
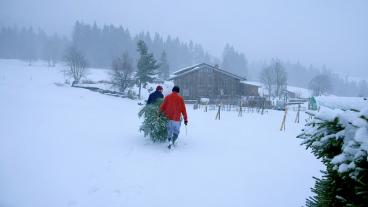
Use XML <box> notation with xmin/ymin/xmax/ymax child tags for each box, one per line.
<box><xmin>298</xmin><ymin>107</ymin><xmax>368</xmax><ymax>207</ymax></box>
<box><xmin>138</xmin><ymin>99</ymin><xmax>168</xmax><ymax>142</ymax></box>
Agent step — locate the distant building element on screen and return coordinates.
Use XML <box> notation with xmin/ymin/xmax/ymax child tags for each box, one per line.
<box><xmin>169</xmin><ymin>63</ymin><xmax>259</xmax><ymax>103</ymax></box>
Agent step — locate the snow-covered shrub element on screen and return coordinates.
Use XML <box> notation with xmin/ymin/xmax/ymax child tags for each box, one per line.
<box><xmin>127</xmin><ymin>89</ymin><xmax>137</xmax><ymax>100</ymax></box>
<box><xmin>298</xmin><ymin>106</ymin><xmax>368</xmax><ymax>206</ymax></box>
<box><xmin>138</xmin><ymin>99</ymin><xmax>168</xmax><ymax>142</ymax></box>
<box><xmin>200</xmin><ymin>98</ymin><xmax>210</xmax><ymax>104</ymax></box>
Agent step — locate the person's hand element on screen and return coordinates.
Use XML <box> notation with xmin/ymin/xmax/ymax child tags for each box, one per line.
<box><xmin>184</xmin><ymin>120</ymin><xmax>188</xmax><ymax>125</ymax></box>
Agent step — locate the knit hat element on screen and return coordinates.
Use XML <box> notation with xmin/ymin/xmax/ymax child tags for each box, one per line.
<box><xmin>172</xmin><ymin>86</ymin><xmax>180</xmax><ymax>93</ymax></box>
<box><xmin>156</xmin><ymin>85</ymin><xmax>163</xmax><ymax>91</ymax></box>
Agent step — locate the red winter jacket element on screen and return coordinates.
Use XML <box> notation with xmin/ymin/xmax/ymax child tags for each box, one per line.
<box><xmin>160</xmin><ymin>92</ymin><xmax>188</xmax><ymax>122</ymax></box>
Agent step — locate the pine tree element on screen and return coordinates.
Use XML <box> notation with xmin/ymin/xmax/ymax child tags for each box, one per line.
<box><xmin>306</xmin><ymin>168</ymin><xmax>351</xmax><ymax>207</ymax></box>
<box><xmin>159</xmin><ymin>50</ymin><xmax>170</xmax><ymax>80</ymax></box>
<box><xmin>136</xmin><ymin>40</ymin><xmax>160</xmax><ymax>99</ymax></box>
<box><xmin>221</xmin><ymin>44</ymin><xmax>248</xmax><ymax>77</ymax></box>
<box><xmin>308</xmin><ymin>74</ymin><xmax>332</xmax><ymax>96</ymax></box>
<box><xmin>299</xmin><ymin>111</ymin><xmax>368</xmax><ymax>207</ymax></box>
<box><xmin>138</xmin><ymin>99</ymin><xmax>168</xmax><ymax>142</ymax></box>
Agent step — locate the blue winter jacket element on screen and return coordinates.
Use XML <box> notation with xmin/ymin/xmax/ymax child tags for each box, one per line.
<box><xmin>147</xmin><ymin>91</ymin><xmax>164</xmax><ymax>104</ymax></box>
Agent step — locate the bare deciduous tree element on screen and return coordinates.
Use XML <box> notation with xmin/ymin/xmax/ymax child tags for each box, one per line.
<box><xmin>273</xmin><ymin>61</ymin><xmax>288</xmax><ymax>98</ymax></box>
<box><xmin>110</xmin><ymin>53</ymin><xmax>134</xmax><ymax>92</ymax></box>
<box><xmin>308</xmin><ymin>74</ymin><xmax>332</xmax><ymax>96</ymax></box>
<box><xmin>260</xmin><ymin>65</ymin><xmax>274</xmax><ymax>100</ymax></box>
<box><xmin>260</xmin><ymin>60</ymin><xmax>287</xmax><ymax>99</ymax></box>
<box><xmin>63</xmin><ymin>46</ymin><xmax>88</xmax><ymax>85</ymax></box>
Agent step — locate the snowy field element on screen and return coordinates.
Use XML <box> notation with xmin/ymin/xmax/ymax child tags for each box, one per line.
<box><xmin>0</xmin><ymin>60</ymin><xmax>323</xmax><ymax>207</ymax></box>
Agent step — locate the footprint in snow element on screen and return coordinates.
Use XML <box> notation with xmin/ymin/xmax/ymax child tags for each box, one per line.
<box><xmin>106</xmin><ymin>161</ymin><xmax>112</xmax><ymax>171</ymax></box>
<box><xmin>88</xmin><ymin>186</ymin><xmax>100</xmax><ymax>194</ymax></box>
<box><xmin>113</xmin><ymin>189</ymin><xmax>121</xmax><ymax>197</ymax></box>
<box><xmin>67</xmin><ymin>200</ymin><xmax>78</xmax><ymax>206</ymax></box>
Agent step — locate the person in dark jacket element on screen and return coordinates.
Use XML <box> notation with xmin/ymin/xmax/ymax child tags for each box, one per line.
<box><xmin>147</xmin><ymin>85</ymin><xmax>164</xmax><ymax>104</ymax></box>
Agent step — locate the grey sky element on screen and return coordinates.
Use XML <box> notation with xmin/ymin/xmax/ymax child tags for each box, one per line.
<box><xmin>1</xmin><ymin>0</ymin><xmax>367</xmax><ymax>78</ymax></box>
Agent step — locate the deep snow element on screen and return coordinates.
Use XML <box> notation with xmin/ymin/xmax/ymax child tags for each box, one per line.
<box><xmin>0</xmin><ymin>60</ymin><xmax>323</xmax><ymax>207</ymax></box>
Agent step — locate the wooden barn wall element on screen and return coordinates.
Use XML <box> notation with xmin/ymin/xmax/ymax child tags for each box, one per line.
<box><xmin>172</xmin><ymin>67</ymin><xmax>246</xmax><ymax>100</ymax></box>
<box><xmin>242</xmin><ymin>84</ymin><xmax>259</xmax><ymax>96</ymax></box>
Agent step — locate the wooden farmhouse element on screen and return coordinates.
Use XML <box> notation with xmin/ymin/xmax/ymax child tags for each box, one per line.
<box><xmin>169</xmin><ymin>63</ymin><xmax>259</xmax><ymax>103</ymax></box>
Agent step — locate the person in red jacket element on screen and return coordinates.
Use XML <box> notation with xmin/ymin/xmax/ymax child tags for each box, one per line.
<box><xmin>160</xmin><ymin>86</ymin><xmax>188</xmax><ymax>149</ymax></box>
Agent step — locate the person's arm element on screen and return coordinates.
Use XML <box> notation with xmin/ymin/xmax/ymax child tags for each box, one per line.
<box><xmin>180</xmin><ymin>97</ymin><xmax>188</xmax><ymax>124</ymax></box>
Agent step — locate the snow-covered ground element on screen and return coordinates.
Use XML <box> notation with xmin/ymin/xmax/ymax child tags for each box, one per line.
<box><xmin>0</xmin><ymin>60</ymin><xmax>323</xmax><ymax>207</ymax></box>
<box><xmin>315</xmin><ymin>95</ymin><xmax>367</xmax><ymax>110</ymax></box>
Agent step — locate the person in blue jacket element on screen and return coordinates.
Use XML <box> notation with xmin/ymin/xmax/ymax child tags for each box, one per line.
<box><xmin>147</xmin><ymin>85</ymin><xmax>164</xmax><ymax>104</ymax></box>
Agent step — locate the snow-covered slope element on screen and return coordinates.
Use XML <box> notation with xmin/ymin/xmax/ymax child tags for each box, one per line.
<box><xmin>0</xmin><ymin>60</ymin><xmax>322</xmax><ymax>207</ymax></box>
<box><xmin>244</xmin><ymin>80</ymin><xmax>312</xmax><ymax>98</ymax></box>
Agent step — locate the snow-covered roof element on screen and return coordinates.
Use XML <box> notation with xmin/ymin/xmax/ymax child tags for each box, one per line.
<box><xmin>169</xmin><ymin>63</ymin><xmax>246</xmax><ymax>81</ymax></box>
<box><xmin>287</xmin><ymin>86</ymin><xmax>312</xmax><ymax>98</ymax></box>
<box><xmin>241</xmin><ymin>80</ymin><xmax>263</xmax><ymax>87</ymax></box>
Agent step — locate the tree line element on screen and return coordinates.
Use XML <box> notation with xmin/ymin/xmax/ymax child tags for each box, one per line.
<box><xmin>0</xmin><ymin>22</ymin><xmax>248</xmax><ymax>75</ymax></box>
<box><xmin>0</xmin><ymin>26</ymin><xmax>68</xmax><ymax>66</ymax></box>
<box><xmin>254</xmin><ymin>60</ymin><xmax>368</xmax><ymax>97</ymax></box>
<box><xmin>63</xmin><ymin>39</ymin><xmax>164</xmax><ymax>99</ymax></box>
<box><xmin>0</xmin><ymin>22</ymin><xmax>366</xmax><ymax>97</ymax></box>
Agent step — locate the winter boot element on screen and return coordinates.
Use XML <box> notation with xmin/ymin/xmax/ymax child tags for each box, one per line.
<box><xmin>167</xmin><ymin>137</ymin><xmax>173</xmax><ymax>149</ymax></box>
<box><xmin>172</xmin><ymin>133</ymin><xmax>178</xmax><ymax>145</ymax></box>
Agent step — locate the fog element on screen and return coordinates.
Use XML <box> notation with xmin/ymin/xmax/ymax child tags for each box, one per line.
<box><xmin>1</xmin><ymin>0</ymin><xmax>368</xmax><ymax>79</ymax></box>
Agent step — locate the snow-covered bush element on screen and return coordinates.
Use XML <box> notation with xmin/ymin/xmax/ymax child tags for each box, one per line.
<box><xmin>138</xmin><ymin>99</ymin><xmax>168</xmax><ymax>142</ymax></box>
<box><xmin>200</xmin><ymin>98</ymin><xmax>210</xmax><ymax>104</ymax></box>
<box><xmin>298</xmin><ymin>106</ymin><xmax>368</xmax><ymax>206</ymax></box>
<box><xmin>127</xmin><ymin>89</ymin><xmax>137</xmax><ymax>100</ymax></box>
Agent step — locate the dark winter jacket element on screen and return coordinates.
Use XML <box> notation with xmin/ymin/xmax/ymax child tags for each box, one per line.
<box><xmin>147</xmin><ymin>91</ymin><xmax>164</xmax><ymax>104</ymax></box>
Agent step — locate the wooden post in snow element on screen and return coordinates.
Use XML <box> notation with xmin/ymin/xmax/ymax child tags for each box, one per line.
<box><xmin>238</xmin><ymin>100</ymin><xmax>243</xmax><ymax>117</ymax></box>
<box><xmin>280</xmin><ymin>106</ymin><xmax>288</xmax><ymax>131</ymax></box>
<box><xmin>294</xmin><ymin>104</ymin><xmax>301</xmax><ymax>123</ymax></box>
<box><xmin>215</xmin><ymin>104</ymin><xmax>221</xmax><ymax>120</ymax></box>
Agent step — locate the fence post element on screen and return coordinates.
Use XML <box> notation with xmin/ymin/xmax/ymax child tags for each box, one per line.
<box><xmin>294</xmin><ymin>104</ymin><xmax>300</xmax><ymax>123</ymax></box>
<box><xmin>215</xmin><ymin>104</ymin><xmax>221</xmax><ymax>120</ymax></box>
<box><xmin>238</xmin><ymin>100</ymin><xmax>243</xmax><ymax>117</ymax></box>
<box><xmin>280</xmin><ymin>106</ymin><xmax>288</xmax><ymax>131</ymax></box>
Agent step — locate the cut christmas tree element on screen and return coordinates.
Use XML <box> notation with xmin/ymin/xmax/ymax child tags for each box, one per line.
<box><xmin>138</xmin><ymin>99</ymin><xmax>168</xmax><ymax>142</ymax></box>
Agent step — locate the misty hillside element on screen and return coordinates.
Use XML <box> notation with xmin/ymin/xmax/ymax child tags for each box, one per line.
<box><xmin>1</xmin><ymin>23</ymin><xmax>367</xmax><ymax>97</ymax></box>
